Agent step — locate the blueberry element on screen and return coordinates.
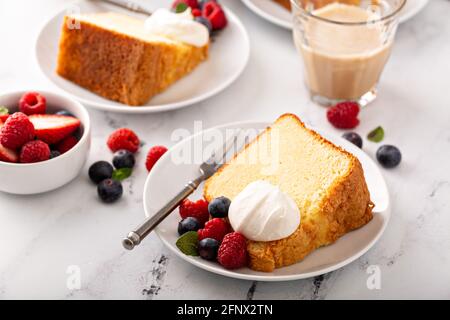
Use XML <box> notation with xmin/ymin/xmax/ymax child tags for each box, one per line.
<box><xmin>198</xmin><ymin>238</ymin><xmax>219</xmax><ymax>261</ymax></box>
<box><xmin>195</xmin><ymin>16</ymin><xmax>212</xmax><ymax>35</ymax></box>
<box><xmin>55</xmin><ymin>110</ymin><xmax>75</xmax><ymax>117</ymax></box>
<box><xmin>50</xmin><ymin>150</ymin><xmax>61</xmax><ymax>159</ymax></box>
<box><xmin>97</xmin><ymin>179</ymin><xmax>123</xmax><ymax>203</ymax></box>
<box><xmin>342</xmin><ymin>132</ymin><xmax>363</xmax><ymax>148</ymax></box>
<box><xmin>112</xmin><ymin>149</ymin><xmax>135</xmax><ymax>169</ymax></box>
<box><xmin>89</xmin><ymin>161</ymin><xmax>114</xmax><ymax>184</ymax></box>
<box><xmin>178</xmin><ymin>217</ymin><xmax>201</xmax><ymax>235</ymax></box>
<box><xmin>376</xmin><ymin>145</ymin><xmax>402</xmax><ymax>168</ymax></box>
<box><xmin>208</xmin><ymin>196</ymin><xmax>231</xmax><ymax>218</ymax></box>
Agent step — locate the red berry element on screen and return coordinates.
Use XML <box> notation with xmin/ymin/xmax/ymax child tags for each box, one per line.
<box><xmin>202</xmin><ymin>2</ymin><xmax>227</xmax><ymax>30</ymax></box>
<box><xmin>0</xmin><ymin>112</ymin><xmax>35</xmax><ymax>149</ymax></box>
<box><xmin>0</xmin><ymin>142</ymin><xmax>19</xmax><ymax>163</ymax></box>
<box><xmin>29</xmin><ymin>114</ymin><xmax>80</xmax><ymax>144</ymax></box>
<box><xmin>0</xmin><ymin>114</ymin><xmax>9</xmax><ymax>123</ymax></box>
<box><xmin>198</xmin><ymin>218</ymin><xmax>230</xmax><ymax>242</ymax></box>
<box><xmin>172</xmin><ymin>0</ymin><xmax>198</xmax><ymax>9</ymax></box>
<box><xmin>19</xmin><ymin>140</ymin><xmax>50</xmax><ymax>163</ymax></box>
<box><xmin>179</xmin><ymin>198</ymin><xmax>209</xmax><ymax>225</ymax></box>
<box><xmin>192</xmin><ymin>8</ymin><xmax>202</xmax><ymax>17</ymax></box>
<box><xmin>145</xmin><ymin>145</ymin><xmax>168</xmax><ymax>172</ymax></box>
<box><xmin>107</xmin><ymin>128</ymin><xmax>140</xmax><ymax>153</ymax></box>
<box><xmin>56</xmin><ymin>135</ymin><xmax>78</xmax><ymax>154</ymax></box>
<box><xmin>217</xmin><ymin>232</ymin><xmax>247</xmax><ymax>269</ymax></box>
<box><xmin>326</xmin><ymin>101</ymin><xmax>360</xmax><ymax>129</ymax></box>
<box><xmin>19</xmin><ymin>92</ymin><xmax>46</xmax><ymax>115</ymax></box>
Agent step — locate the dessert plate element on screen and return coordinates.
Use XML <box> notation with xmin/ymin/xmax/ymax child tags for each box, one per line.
<box><xmin>143</xmin><ymin>120</ymin><xmax>390</xmax><ymax>281</ymax></box>
<box><xmin>35</xmin><ymin>0</ymin><xmax>250</xmax><ymax>114</ymax></box>
<box><xmin>241</xmin><ymin>0</ymin><xmax>429</xmax><ymax>30</ymax></box>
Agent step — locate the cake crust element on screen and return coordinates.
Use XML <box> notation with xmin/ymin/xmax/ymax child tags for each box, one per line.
<box><xmin>204</xmin><ymin>113</ymin><xmax>373</xmax><ymax>272</ymax></box>
<box><xmin>273</xmin><ymin>0</ymin><xmax>292</xmax><ymax>10</ymax></box>
<box><xmin>56</xmin><ymin>14</ymin><xmax>208</xmax><ymax>106</ymax></box>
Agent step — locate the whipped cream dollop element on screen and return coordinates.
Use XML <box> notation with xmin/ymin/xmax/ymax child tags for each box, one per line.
<box><xmin>228</xmin><ymin>180</ymin><xmax>301</xmax><ymax>242</ymax></box>
<box><xmin>144</xmin><ymin>8</ymin><xmax>209</xmax><ymax>47</ymax></box>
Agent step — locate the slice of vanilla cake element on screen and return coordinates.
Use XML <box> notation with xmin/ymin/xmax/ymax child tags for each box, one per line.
<box><xmin>204</xmin><ymin>114</ymin><xmax>373</xmax><ymax>272</ymax></box>
<box><xmin>56</xmin><ymin>12</ymin><xmax>209</xmax><ymax>106</ymax></box>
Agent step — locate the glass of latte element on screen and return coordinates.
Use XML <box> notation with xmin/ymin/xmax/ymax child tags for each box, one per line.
<box><xmin>291</xmin><ymin>0</ymin><xmax>406</xmax><ymax>106</ymax></box>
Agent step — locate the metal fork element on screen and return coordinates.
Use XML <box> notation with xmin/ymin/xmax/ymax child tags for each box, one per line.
<box><xmin>97</xmin><ymin>0</ymin><xmax>151</xmax><ymax>15</ymax></box>
<box><xmin>122</xmin><ymin>129</ymin><xmax>243</xmax><ymax>250</ymax></box>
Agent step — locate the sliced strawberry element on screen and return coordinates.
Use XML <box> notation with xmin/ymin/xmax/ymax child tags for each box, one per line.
<box><xmin>0</xmin><ymin>142</ymin><xmax>19</xmax><ymax>163</ymax></box>
<box><xmin>28</xmin><ymin>114</ymin><xmax>81</xmax><ymax>144</ymax></box>
<box><xmin>0</xmin><ymin>114</ymin><xmax>9</xmax><ymax>123</ymax></box>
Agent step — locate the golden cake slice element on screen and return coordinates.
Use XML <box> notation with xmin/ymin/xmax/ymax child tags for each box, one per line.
<box><xmin>56</xmin><ymin>12</ymin><xmax>209</xmax><ymax>106</ymax></box>
<box><xmin>204</xmin><ymin>114</ymin><xmax>373</xmax><ymax>272</ymax></box>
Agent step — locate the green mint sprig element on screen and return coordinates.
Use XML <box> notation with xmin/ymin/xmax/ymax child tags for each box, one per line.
<box><xmin>112</xmin><ymin>168</ymin><xmax>132</xmax><ymax>181</ymax></box>
<box><xmin>176</xmin><ymin>231</ymin><xmax>199</xmax><ymax>256</ymax></box>
<box><xmin>367</xmin><ymin>126</ymin><xmax>385</xmax><ymax>143</ymax></box>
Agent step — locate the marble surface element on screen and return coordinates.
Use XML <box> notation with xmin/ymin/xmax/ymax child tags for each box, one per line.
<box><xmin>0</xmin><ymin>0</ymin><xmax>449</xmax><ymax>299</ymax></box>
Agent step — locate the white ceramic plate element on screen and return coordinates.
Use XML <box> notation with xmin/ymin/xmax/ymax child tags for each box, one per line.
<box><xmin>241</xmin><ymin>0</ymin><xmax>429</xmax><ymax>30</ymax></box>
<box><xmin>35</xmin><ymin>0</ymin><xmax>250</xmax><ymax>114</ymax></box>
<box><xmin>143</xmin><ymin>120</ymin><xmax>390</xmax><ymax>281</ymax></box>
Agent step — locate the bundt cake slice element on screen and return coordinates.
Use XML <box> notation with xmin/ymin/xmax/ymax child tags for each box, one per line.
<box><xmin>204</xmin><ymin>114</ymin><xmax>373</xmax><ymax>272</ymax></box>
<box><xmin>56</xmin><ymin>12</ymin><xmax>208</xmax><ymax>106</ymax></box>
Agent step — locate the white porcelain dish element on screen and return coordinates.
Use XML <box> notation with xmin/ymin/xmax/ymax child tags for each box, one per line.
<box><xmin>142</xmin><ymin>120</ymin><xmax>390</xmax><ymax>281</ymax></box>
<box><xmin>35</xmin><ymin>0</ymin><xmax>250</xmax><ymax>114</ymax></box>
<box><xmin>0</xmin><ymin>90</ymin><xmax>90</xmax><ymax>195</ymax></box>
<box><xmin>241</xmin><ymin>0</ymin><xmax>429</xmax><ymax>30</ymax></box>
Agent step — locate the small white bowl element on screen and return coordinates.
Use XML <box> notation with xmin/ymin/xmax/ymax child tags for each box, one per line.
<box><xmin>0</xmin><ymin>90</ymin><xmax>91</xmax><ymax>194</ymax></box>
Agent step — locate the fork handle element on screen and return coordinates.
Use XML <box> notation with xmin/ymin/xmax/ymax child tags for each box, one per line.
<box><xmin>99</xmin><ymin>0</ymin><xmax>152</xmax><ymax>15</ymax></box>
<box><xmin>122</xmin><ymin>175</ymin><xmax>205</xmax><ymax>250</ymax></box>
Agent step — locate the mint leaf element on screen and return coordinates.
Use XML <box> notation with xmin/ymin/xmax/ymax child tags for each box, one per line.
<box><xmin>112</xmin><ymin>168</ymin><xmax>132</xmax><ymax>181</ymax></box>
<box><xmin>176</xmin><ymin>231</ymin><xmax>199</xmax><ymax>256</ymax></box>
<box><xmin>0</xmin><ymin>106</ymin><xmax>9</xmax><ymax>115</ymax></box>
<box><xmin>367</xmin><ymin>126</ymin><xmax>384</xmax><ymax>143</ymax></box>
<box><xmin>175</xmin><ymin>2</ymin><xmax>188</xmax><ymax>13</ymax></box>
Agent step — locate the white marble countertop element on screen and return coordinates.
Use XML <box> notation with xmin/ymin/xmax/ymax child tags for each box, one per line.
<box><xmin>1</xmin><ymin>0</ymin><xmax>449</xmax><ymax>299</ymax></box>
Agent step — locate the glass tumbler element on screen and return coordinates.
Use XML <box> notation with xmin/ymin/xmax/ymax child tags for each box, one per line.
<box><xmin>291</xmin><ymin>0</ymin><xmax>406</xmax><ymax>106</ymax></box>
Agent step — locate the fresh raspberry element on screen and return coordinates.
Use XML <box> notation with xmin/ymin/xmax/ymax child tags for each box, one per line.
<box><xmin>326</xmin><ymin>101</ymin><xmax>360</xmax><ymax>129</ymax></box>
<box><xmin>56</xmin><ymin>135</ymin><xmax>78</xmax><ymax>154</ymax></box>
<box><xmin>19</xmin><ymin>140</ymin><xmax>50</xmax><ymax>163</ymax></box>
<box><xmin>202</xmin><ymin>2</ymin><xmax>227</xmax><ymax>30</ymax></box>
<box><xmin>179</xmin><ymin>198</ymin><xmax>209</xmax><ymax>225</ymax></box>
<box><xmin>107</xmin><ymin>128</ymin><xmax>140</xmax><ymax>153</ymax></box>
<box><xmin>19</xmin><ymin>92</ymin><xmax>46</xmax><ymax>115</ymax></box>
<box><xmin>217</xmin><ymin>232</ymin><xmax>247</xmax><ymax>269</ymax></box>
<box><xmin>145</xmin><ymin>145</ymin><xmax>168</xmax><ymax>172</ymax></box>
<box><xmin>192</xmin><ymin>8</ymin><xmax>202</xmax><ymax>17</ymax></box>
<box><xmin>198</xmin><ymin>218</ymin><xmax>230</xmax><ymax>242</ymax></box>
<box><xmin>172</xmin><ymin>0</ymin><xmax>198</xmax><ymax>10</ymax></box>
<box><xmin>0</xmin><ymin>112</ymin><xmax>35</xmax><ymax>149</ymax></box>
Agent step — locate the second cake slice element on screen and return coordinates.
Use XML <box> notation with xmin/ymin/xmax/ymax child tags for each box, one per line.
<box><xmin>56</xmin><ymin>12</ymin><xmax>209</xmax><ymax>106</ymax></box>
